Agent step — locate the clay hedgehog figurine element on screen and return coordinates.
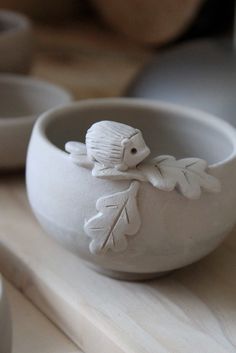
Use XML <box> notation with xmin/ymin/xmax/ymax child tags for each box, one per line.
<box><xmin>65</xmin><ymin>120</ymin><xmax>150</xmax><ymax>179</ymax></box>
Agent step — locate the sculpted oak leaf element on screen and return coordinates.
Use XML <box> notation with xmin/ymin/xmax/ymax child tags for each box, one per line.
<box><xmin>138</xmin><ymin>155</ymin><xmax>221</xmax><ymax>199</ymax></box>
<box><xmin>84</xmin><ymin>181</ymin><xmax>141</xmax><ymax>255</ymax></box>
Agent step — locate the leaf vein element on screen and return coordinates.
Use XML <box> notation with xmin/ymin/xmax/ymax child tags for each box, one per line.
<box><xmin>101</xmin><ymin>198</ymin><xmax>129</xmax><ymax>251</ymax></box>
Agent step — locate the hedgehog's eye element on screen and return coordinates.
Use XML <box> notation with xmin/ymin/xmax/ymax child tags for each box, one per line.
<box><xmin>131</xmin><ymin>148</ymin><xmax>137</xmax><ymax>154</ymax></box>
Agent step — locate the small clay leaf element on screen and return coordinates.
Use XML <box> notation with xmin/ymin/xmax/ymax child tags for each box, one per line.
<box><xmin>84</xmin><ymin>181</ymin><xmax>141</xmax><ymax>255</ymax></box>
<box><xmin>138</xmin><ymin>156</ymin><xmax>221</xmax><ymax>199</ymax></box>
<box><xmin>65</xmin><ymin>141</ymin><xmax>87</xmax><ymax>155</ymax></box>
<box><xmin>65</xmin><ymin>141</ymin><xmax>93</xmax><ymax>168</ymax></box>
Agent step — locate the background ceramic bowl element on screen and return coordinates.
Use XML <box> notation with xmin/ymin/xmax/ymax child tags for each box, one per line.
<box><xmin>0</xmin><ymin>275</ymin><xmax>11</xmax><ymax>353</ymax></box>
<box><xmin>26</xmin><ymin>99</ymin><xmax>236</xmax><ymax>280</ymax></box>
<box><xmin>0</xmin><ymin>74</ymin><xmax>72</xmax><ymax>169</ymax></box>
<box><xmin>0</xmin><ymin>10</ymin><xmax>33</xmax><ymax>74</ymax></box>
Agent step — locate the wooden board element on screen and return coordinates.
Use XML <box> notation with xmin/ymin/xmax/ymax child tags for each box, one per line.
<box><xmin>0</xmin><ymin>174</ymin><xmax>236</xmax><ymax>353</ymax></box>
<box><xmin>5</xmin><ymin>279</ymin><xmax>82</xmax><ymax>353</ymax></box>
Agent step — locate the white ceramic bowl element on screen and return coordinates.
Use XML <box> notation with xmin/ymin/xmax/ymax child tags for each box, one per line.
<box><xmin>0</xmin><ymin>10</ymin><xmax>33</xmax><ymax>74</ymax></box>
<box><xmin>0</xmin><ymin>275</ymin><xmax>11</xmax><ymax>353</ymax></box>
<box><xmin>26</xmin><ymin>99</ymin><xmax>236</xmax><ymax>280</ymax></box>
<box><xmin>0</xmin><ymin>74</ymin><xmax>72</xmax><ymax>169</ymax></box>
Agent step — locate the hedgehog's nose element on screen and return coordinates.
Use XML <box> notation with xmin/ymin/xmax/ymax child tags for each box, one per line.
<box><xmin>142</xmin><ymin>146</ymin><xmax>150</xmax><ymax>160</ymax></box>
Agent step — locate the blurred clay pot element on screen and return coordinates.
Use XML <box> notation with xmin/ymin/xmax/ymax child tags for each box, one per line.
<box><xmin>0</xmin><ymin>74</ymin><xmax>72</xmax><ymax>169</ymax></box>
<box><xmin>91</xmin><ymin>0</ymin><xmax>204</xmax><ymax>45</ymax></box>
<box><xmin>0</xmin><ymin>275</ymin><xmax>11</xmax><ymax>353</ymax></box>
<box><xmin>0</xmin><ymin>10</ymin><xmax>33</xmax><ymax>74</ymax></box>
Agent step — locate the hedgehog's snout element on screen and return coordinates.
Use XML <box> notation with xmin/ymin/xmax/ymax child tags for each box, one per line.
<box><xmin>123</xmin><ymin>132</ymin><xmax>150</xmax><ymax>168</ymax></box>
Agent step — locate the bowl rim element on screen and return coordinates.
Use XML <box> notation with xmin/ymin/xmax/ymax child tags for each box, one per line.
<box><xmin>0</xmin><ymin>74</ymin><xmax>73</xmax><ymax>125</ymax></box>
<box><xmin>0</xmin><ymin>10</ymin><xmax>31</xmax><ymax>37</ymax></box>
<box><xmin>32</xmin><ymin>97</ymin><xmax>236</xmax><ymax>169</ymax></box>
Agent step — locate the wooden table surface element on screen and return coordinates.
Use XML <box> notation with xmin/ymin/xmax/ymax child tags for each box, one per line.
<box><xmin>5</xmin><ymin>279</ymin><xmax>82</xmax><ymax>353</ymax></box>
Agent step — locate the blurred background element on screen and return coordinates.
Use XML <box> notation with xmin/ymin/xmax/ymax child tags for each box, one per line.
<box><xmin>0</xmin><ymin>0</ymin><xmax>235</xmax><ymax>100</ymax></box>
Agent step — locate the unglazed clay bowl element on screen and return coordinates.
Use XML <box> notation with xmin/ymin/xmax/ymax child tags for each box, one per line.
<box><xmin>0</xmin><ymin>10</ymin><xmax>33</xmax><ymax>74</ymax></box>
<box><xmin>0</xmin><ymin>275</ymin><xmax>11</xmax><ymax>353</ymax></box>
<box><xmin>0</xmin><ymin>74</ymin><xmax>72</xmax><ymax>169</ymax></box>
<box><xmin>26</xmin><ymin>98</ymin><xmax>236</xmax><ymax>280</ymax></box>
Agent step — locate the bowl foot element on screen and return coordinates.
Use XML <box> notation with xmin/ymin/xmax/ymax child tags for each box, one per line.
<box><xmin>87</xmin><ymin>264</ymin><xmax>172</xmax><ymax>281</ymax></box>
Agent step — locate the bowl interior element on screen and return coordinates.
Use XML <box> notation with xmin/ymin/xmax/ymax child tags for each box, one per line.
<box><xmin>45</xmin><ymin>101</ymin><xmax>235</xmax><ymax>165</ymax></box>
<box><xmin>0</xmin><ymin>78</ymin><xmax>71</xmax><ymax>119</ymax></box>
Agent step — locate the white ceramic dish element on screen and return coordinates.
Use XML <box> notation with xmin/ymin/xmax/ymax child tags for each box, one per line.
<box><xmin>0</xmin><ymin>74</ymin><xmax>72</xmax><ymax>169</ymax></box>
<box><xmin>0</xmin><ymin>10</ymin><xmax>33</xmax><ymax>74</ymax></box>
<box><xmin>26</xmin><ymin>98</ymin><xmax>236</xmax><ymax>280</ymax></box>
<box><xmin>0</xmin><ymin>275</ymin><xmax>11</xmax><ymax>353</ymax></box>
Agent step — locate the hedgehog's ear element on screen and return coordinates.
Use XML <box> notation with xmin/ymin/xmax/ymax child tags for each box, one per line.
<box><xmin>121</xmin><ymin>138</ymin><xmax>130</xmax><ymax>147</ymax></box>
